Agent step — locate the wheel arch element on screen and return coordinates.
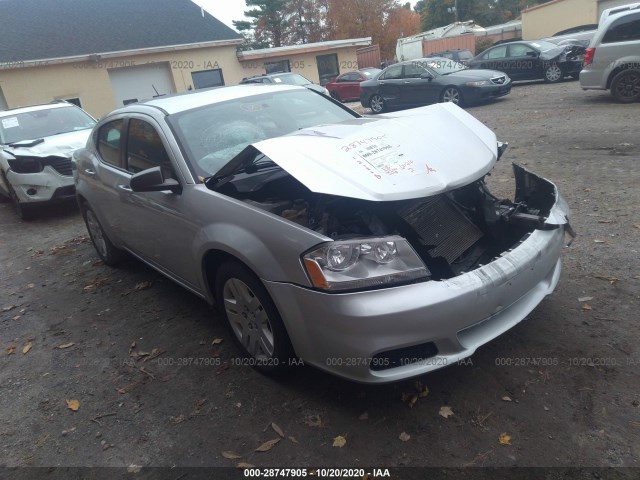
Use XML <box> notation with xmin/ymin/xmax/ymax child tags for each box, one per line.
<box><xmin>607</xmin><ymin>62</ymin><xmax>640</xmax><ymax>89</ymax></box>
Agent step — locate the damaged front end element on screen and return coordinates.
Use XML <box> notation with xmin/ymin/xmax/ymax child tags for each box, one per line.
<box><xmin>208</xmin><ymin>155</ymin><xmax>572</xmax><ymax>292</ymax></box>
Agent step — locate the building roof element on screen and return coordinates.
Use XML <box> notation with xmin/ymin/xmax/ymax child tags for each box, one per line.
<box><xmin>0</xmin><ymin>0</ymin><xmax>242</xmax><ymax>63</ymax></box>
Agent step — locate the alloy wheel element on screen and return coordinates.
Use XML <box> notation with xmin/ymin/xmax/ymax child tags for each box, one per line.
<box><xmin>614</xmin><ymin>72</ymin><xmax>640</xmax><ymax>101</ymax></box>
<box><xmin>370</xmin><ymin>94</ymin><xmax>384</xmax><ymax>113</ymax></box>
<box><xmin>545</xmin><ymin>64</ymin><xmax>562</xmax><ymax>83</ymax></box>
<box><xmin>442</xmin><ymin>87</ymin><xmax>461</xmax><ymax>104</ymax></box>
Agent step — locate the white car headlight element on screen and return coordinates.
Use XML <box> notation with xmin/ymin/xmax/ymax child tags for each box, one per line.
<box><xmin>302</xmin><ymin>236</ymin><xmax>430</xmax><ymax>291</ymax></box>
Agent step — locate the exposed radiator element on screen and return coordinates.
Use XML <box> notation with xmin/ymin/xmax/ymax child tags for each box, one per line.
<box><xmin>396</xmin><ymin>195</ymin><xmax>483</xmax><ymax>264</ymax></box>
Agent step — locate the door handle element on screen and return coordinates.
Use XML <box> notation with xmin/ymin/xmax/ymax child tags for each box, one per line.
<box><xmin>84</xmin><ymin>168</ymin><xmax>96</xmax><ymax>176</ymax></box>
<box><xmin>379</xmin><ymin>81</ymin><xmax>385</xmax><ymax>85</ymax></box>
<box><xmin>117</xmin><ymin>184</ymin><xmax>132</xmax><ymax>192</ymax></box>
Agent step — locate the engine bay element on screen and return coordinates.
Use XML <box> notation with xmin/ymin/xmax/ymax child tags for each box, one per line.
<box><xmin>211</xmin><ymin>166</ymin><xmax>554</xmax><ymax>281</ymax></box>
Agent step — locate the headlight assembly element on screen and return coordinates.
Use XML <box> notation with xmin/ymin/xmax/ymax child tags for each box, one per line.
<box><xmin>465</xmin><ymin>80</ymin><xmax>491</xmax><ymax>87</ymax></box>
<box><xmin>8</xmin><ymin>157</ymin><xmax>44</xmax><ymax>174</ymax></box>
<box><xmin>303</xmin><ymin>236</ymin><xmax>430</xmax><ymax>291</ymax></box>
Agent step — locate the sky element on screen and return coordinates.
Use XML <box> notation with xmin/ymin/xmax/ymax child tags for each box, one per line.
<box><xmin>194</xmin><ymin>0</ymin><xmax>419</xmax><ymax>30</ymax></box>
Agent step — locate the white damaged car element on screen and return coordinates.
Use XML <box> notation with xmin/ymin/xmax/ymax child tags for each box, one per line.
<box><xmin>74</xmin><ymin>85</ymin><xmax>573</xmax><ymax>383</ymax></box>
<box><xmin>0</xmin><ymin>102</ymin><xmax>96</xmax><ymax>219</ymax></box>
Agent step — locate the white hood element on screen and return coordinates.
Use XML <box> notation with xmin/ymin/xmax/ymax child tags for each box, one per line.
<box><xmin>4</xmin><ymin>129</ymin><xmax>91</xmax><ymax>158</ymax></box>
<box><xmin>251</xmin><ymin>102</ymin><xmax>498</xmax><ymax>201</ymax></box>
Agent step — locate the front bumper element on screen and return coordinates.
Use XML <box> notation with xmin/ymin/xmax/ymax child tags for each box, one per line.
<box><xmin>266</xmin><ymin>212</ymin><xmax>567</xmax><ymax>384</ymax></box>
<box><xmin>6</xmin><ymin>167</ymin><xmax>76</xmax><ymax>203</ymax></box>
<box><xmin>466</xmin><ymin>83</ymin><xmax>512</xmax><ymax>103</ymax></box>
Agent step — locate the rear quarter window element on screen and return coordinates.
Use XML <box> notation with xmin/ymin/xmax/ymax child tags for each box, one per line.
<box><xmin>602</xmin><ymin>13</ymin><xmax>640</xmax><ymax>43</ymax></box>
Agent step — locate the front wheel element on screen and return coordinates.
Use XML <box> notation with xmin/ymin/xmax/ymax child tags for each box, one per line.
<box><xmin>82</xmin><ymin>204</ymin><xmax>124</xmax><ymax>265</ymax></box>
<box><xmin>441</xmin><ymin>86</ymin><xmax>464</xmax><ymax>106</ymax></box>
<box><xmin>611</xmin><ymin>69</ymin><xmax>640</xmax><ymax>103</ymax></box>
<box><xmin>2</xmin><ymin>171</ymin><xmax>35</xmax><ymax>220</ymax></box>
<box><xmin>544</xmin><ymin>63</ymin><xmax>563</xmax><ymax>83</ymax></box>
<box><xmin>216</xmin><ymin>261</ymin><xmax>295</xmax><ymax>375</ymax></box>
<box><xmin>369</xmin><ymin>94</ymin><xmax>385</xmax><ymax>113</ymax></box>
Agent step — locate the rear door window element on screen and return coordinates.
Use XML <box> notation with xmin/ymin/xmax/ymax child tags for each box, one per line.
<box><xmin>603</xmin><ymin>13</ymin><xmax>640</xmax><ymax>43</ymax></box>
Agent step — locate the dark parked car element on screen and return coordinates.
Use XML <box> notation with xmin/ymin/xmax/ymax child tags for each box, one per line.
<box><xmin>325</xmin><ymin>68</ymin><xmax>381</xmax><ymax>102</ymax></box>
<box><xmin>360</xmin><ymin>57</ymin><xmax>511</xmax><ymax>113</ymax></box>
<box><xmin>467</xmin><ymin>40</ymin><xmax>584</xmax><ymax>82</ymax></box>
<box><xmin>425</xmin><ymin>49</ymin><xmax>474</xmax><ymax>64</ymax></box>
<box><xmin>239</xmin><ymin>72</ymin><xmax>329</xmax><ymax>95</ymax></box>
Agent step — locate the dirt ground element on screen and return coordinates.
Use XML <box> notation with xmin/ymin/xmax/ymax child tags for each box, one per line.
<box><xmin>1</xmin><ymin>80</ymin><xmax>639</xmax><ymax>474</ymax></box>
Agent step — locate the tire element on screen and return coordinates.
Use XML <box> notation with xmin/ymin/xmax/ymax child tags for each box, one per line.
<box><xmin>369</xmin><ymin>94</ymin><xmax>385</xmax><ymax>113</ymax></box>
<box><xmin>330</xmin><ymin>90</ymin><xmax>342</xmax><ymax>102</ymax></box>
<box><xmin>2</xmin><ymin>171</ymin><xmax>36</xmax><ymax>220</ymax></box>
<box><xmin>81</xmin><ymin>203</ymin><xmax>124</xmax><ymax>265</ymax></box>
<box><xmin>544</xmin><ymin>63</ymin><xmax>563</xmax><ymax>83</ymax></box>
<box><xmin>610</xmin><ymin>69</ymin><xmax>640</xmax><ymax>104</ymax></box>
<box><xmin>440</xmin><ymin>86</ymin><xmax>464</xmax><ymax>107</ymax></box>
<box><xmin>215</xmin><ymin>261</ymin><xmax>295</xmax><ymax>375</ymax></box>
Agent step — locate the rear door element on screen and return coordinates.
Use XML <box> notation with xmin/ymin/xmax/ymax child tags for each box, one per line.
<box><xmin>400</xmin><ymin>62</ymin><xmax>440</xmax><ymax>106</ymax></box>
<box><xmin>507</xmin><ymin>43</ymin><xmax>540</xmax><ymax>80</ymax></box>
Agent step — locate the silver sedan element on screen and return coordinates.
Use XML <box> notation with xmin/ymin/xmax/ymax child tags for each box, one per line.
<box><xmin>73</xmin><ymin>84</ymin><xmax>572</xmax><ymax>383</ymax></box>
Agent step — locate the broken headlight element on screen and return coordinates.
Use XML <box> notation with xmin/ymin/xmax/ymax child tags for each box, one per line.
<box><xmin>8</xmin><ymin>157</ymin><xmax>44</xmax><ymax>174</ymax></box>
<box><xmin>302</xmin><ymin>236</ymin><xmax>430</xmax><ymax>291</ymax></box>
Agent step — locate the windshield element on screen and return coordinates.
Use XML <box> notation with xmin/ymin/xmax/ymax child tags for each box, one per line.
<box><xmin>273</xmin><ymin>73</ymin><xmax>312</xmax><ymax>86</ymax></box>
<box><xmin>168</xmin><ymin>89</ymin><xmax>358</xmax><ymax>178</ymax></box>
<box><xmin>422</xmin><ymin>59</ymin><xmax>468</xmax><ymax>75</ymax></box>
<box><xmin>0</xmin><ymin>106</ymin><xmax>96</xmax><ymax>145</ymax></box>
<box><xmin>529</xmin><ymin>40</ymin><xmax>561</xmax><ymax>52</ymax></box>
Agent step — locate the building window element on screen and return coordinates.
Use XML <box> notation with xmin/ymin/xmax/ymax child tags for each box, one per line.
<box><xmin>265</xmin><ymin>60</ymin><xmax>291</xmax><ymax>74</ymax></box>
<box><xmin>316</xmin><ymin>53</ymin><xmax>339</xmax><ymax>86</ymax></box>
<box><xmin>192</xmin><ymin>68</ymin><xmax>225</xmax><ymax>89</ymax></box>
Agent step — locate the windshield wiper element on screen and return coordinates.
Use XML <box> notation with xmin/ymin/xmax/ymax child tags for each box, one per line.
<box><xmin>7</xmin><ymin>138</ymin><xmax>44</xmax><ymax>148</ymax></box>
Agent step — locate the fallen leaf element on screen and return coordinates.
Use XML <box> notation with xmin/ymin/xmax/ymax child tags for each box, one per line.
<box><xmin>211</xmin><ymin>338</ymin><xmax>224</xmax><ymax>345</ymax></box>
<box><xmin>13</xmin><ymin>315</ymin><xmax>21</xmax><ymax>321</ymax></box>
<box><xmin>130</xmin><ymin>351</ymin><xmax>151</xmax><ymax>360</ymax></box>
<box><xmin>358</xmin><ymin>412</ymin><xmax>369</xmax><ymax>421</ymax></box>
<box><xmin>237</xmin><ymin>463</ymin><xmax>256</xmax><ymax>468</ymax></box>
<box><xmin>22</xmin><ymin>342</ymin><xmax>33</xmax><ymax>354</ymax></box>
<box><xmin>499</xmin><ymin>432</ymin><xmax>512</xmax><ymax>445</ymax></box>
<box><xmin>594</xmin><ymin>275</ymin><xmax>619</xmax><ymax>285</ymax></box>
<box><xmin>2</xmin><ymin>305</ymin><xmax>17</xmax><ymax>312</ymax></box>
<box><xmin>127</xmin><ymin>465</ymin><xmax>142</xmax><ymax>473</ymax></box>
<box><xmin>115</xmin><ymin>387</ymin><xmax>127</xmax><ymax>394</ymax></box>
<box><xmin>271</xmin><ymin>422</ymin><xmax>284</xmax><ymax>437</ymax></box>
<box><xmin>401</xmin><ymin>392</ymin><xmax>418</xmax><ymax>408</ymax></box>
<box><xmin>7</xmin><ymin>345</ymin><xmax>16</xmax><ymax>355</ymax></box>
<box><xmin>142</xmin><ymin>348</ymin><xmax>164</xmax><ymax>362</ymax></box>
<box><xmin>332</xmin><ymin>435</ymin><xmax>347</xmax><ymax>448</ymax></box>
<box><xmin>583</xmin><ymin>187</ymin><xmax>591</xmax><ymax>192</ymax></box>
<box><xmin>578</xmin><ymin>297</ymin><xmax>593</xmax><ymax>302</ymax></box>
<box><xmin>501</xmin><ymin>396</ymin><xmax>512</xmax><ymax>402</ymax></box>
<box><xmin>171</xmin><ymin>414</ymin><xmax>186</xmax><ymax>424</ymax></box>
<box><xmin>439</xmin><ymin>406</ymin><xmax>454</xmax><ymax>418</ymax></box>
<box><xmin>288</xmin><ymin>436</ymin><xmax>298</xmax><ymax>444</ymax></box>
<box><xmin>255</xmin><ymin>438</ymin><xmax>280</xmax><ymax>452</ymax></box>
<box><xmin>582</xmin><ymin>303</ymin><xmax>593</xmax><ymax>311</ymax></box>
<box><xmin>66</xmin><ymin>399</ymin><xmax>80</xmax><ymax>412</ymax></box>
<box><xmin>222</xmin><ymin>451</ymin><xmax>242</xmax><ymax>459</ymax></box>
<box><xmin>632</xmin><ymin>224</ymin><xmax>640</xmax><ymax>229</ymax></box>
<box><xmin>304</xmin><ymin>414</ymin><xmax>323</xmax><ymax>427</ymax></box>
<box><xmin>57</xmin><ymin>342</ymin><xmax>75</xmax><ymax>349</ymax></box>
<box><xmin>594</xmin><ymin>240</ymin><xmax>606</xmax><ymax>244</ymax></box>
<box><xmin>134</xmin><ymin>281</ymin><xmax>153</xmax><ymax>291</ymax></box>
<box><xmin>399</xmin><ymin>432</ymin><xmax>411</xmax><ymax>442</ymax></box>
<box><xmin>129</xmin><ymin>342</ymin><xmax>136</xmax><ymax>354</ymax></box>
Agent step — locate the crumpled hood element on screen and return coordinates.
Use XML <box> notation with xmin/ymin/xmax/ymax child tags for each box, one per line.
<box><xmin>3</xmin><ymin>129</ymin><xmax>91</xmax><ymax>158</ymax></box>
<box><xmin>249</xmin><ymin>102</ymin><xmax>498</xmax><ymax>201</ymax></box>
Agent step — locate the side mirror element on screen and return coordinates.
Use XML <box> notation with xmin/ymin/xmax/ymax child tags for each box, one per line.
<box><xmin>420</xmin><ymin>72</ymin><xmax>434</xmax><ymax>80</ymax></box>
<box><xmin>130</xmin><ymin>166</ymin><xmax>182</xmax><ymax>194</ymax></box>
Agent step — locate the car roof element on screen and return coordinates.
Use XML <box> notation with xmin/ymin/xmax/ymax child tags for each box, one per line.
<box><xmin>130</xmin><ymin>84</ymin><xmax>304</xmax><ymax>115</ymax></box>
<box><xmin>0</xmin><ymin>102</ymin><xmax>74</xmax><ymax>118</ymax></box>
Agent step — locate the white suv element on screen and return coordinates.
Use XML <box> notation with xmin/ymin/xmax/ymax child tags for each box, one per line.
<box><xmin>0</xmin><ymin>102</ymin><xmax>96</xmax><ymax>219</ymax></box>
<box><xmin>580</xmin><ymin>3</ymin><xmax>640</xmax><ymax>102</ymax></box>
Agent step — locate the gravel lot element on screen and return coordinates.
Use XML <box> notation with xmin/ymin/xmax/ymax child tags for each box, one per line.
<box><xmin>1</xmin><ymin>80</ymin><xmax>639</xmax><ymax>472</ymax></box>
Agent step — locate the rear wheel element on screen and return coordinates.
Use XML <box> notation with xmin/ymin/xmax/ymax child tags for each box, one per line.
<box><xmin>441</xmin><ymin>86</ymin><xmax>464</xmax><ymax>106</ymax></box>
<box><xmin>216</xmin><ymin>261</ymin><xmax>295</xmax><ymax>375</ymax></box>
<box><xmin>610</xmin><ymin>69</ymin><xmax>640</xmax><ymax>103</ymax></box>
<box><xmin>82</xmin><ymin>204</ymin><xmax>124</xmax><ymax>265</ymax></box>
<box><xmin>544</xmin><ymin>63</ymin><xmax>563</xmax><ymax>83</ymax></box>
<box><xmin>369</xmin><ymin>94</ymin><xmax>385</xmax><ymax>113</ymax></box>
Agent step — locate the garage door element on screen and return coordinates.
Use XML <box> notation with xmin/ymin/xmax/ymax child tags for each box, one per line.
<box><xmin>108</xmin><ymin>63</ymin><xmax>175</xmax><ymax>107</ymax></box>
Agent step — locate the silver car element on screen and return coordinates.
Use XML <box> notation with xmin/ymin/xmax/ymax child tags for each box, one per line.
<box><xmin>73</xmin><ymin>84</ymin><xmax>572</xmax><ymax>383</ymax></box>
<box><xmin>580</xmin><ymin>3</ymin><xmax>640</xmax><ymax>102</ymax></box>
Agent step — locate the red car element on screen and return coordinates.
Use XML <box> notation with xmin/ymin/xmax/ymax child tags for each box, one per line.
<box><xmin>325</xmin><ymin>68</ymin><xmax>381</xmax><ymax>102</ymax></box>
